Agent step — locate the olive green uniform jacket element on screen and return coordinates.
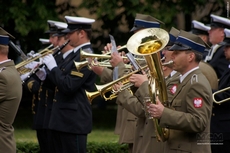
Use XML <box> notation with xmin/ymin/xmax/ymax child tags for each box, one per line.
<box><xmin>100</xmin><ymin>65</ymin><xmax>137</xmax><ymax>144</ymax></box>
<box><xmin>0</xmin><ymin>60</ymin><xmax>22</xmax><ymax>153</ymax></box>
<box><xmin>165</xmin><ymin>71</ymin><xmax>180</xmax><ymax>103</ymax></box>
<box><xmin>117</xmin><ymin>81</ymin><xmax>164</xmax><ymax>153</ymax></box>
<box><xmin>115</xmin><ymin>61</ymin><xmax>164</xmax><ymax>153</ymax></box>
<box><xmin>160</xmin><ymin>68</ymin><xmax>212</xmax><ymax>153</ymax></box>
<box><xmin>199</xmin><ymin>61</ymin><xmax>218</xmax><ymax>90</ymax></box>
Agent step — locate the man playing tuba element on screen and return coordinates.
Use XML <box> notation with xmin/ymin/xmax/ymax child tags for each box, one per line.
<box><xmin>148</xmin><ymin>30</ymin><xmax>213</xmax><ymax>153</ymax></box>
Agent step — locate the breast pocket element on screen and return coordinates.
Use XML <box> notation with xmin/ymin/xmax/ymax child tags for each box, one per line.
<box><xmin>172</xmin><ymin>99</ymin><xmax>182</xmax><ymax>111</ymax></box>
<box><xmin>169</xmin><ymin>141</ymin><xmax>191</xmax><ymax>153</ymax></box>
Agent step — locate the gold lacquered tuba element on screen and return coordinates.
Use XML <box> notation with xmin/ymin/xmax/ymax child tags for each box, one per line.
<box><xmin>126</xmin><ymin>28</ymin><xmax>170</xmax><ymax>142</ymax></box>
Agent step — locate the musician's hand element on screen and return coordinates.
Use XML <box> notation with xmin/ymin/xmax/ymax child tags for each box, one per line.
<box><xmin>102</xmin><ymin>43</ymin><xmax>112</xmax><ymax>54</ymax></box>
<box><xmin>91</xmin><ymin>63</ymin><xmax>104</xmax><ymax>76</ymax></box>
<box><xmin>112</xmin><ymin>82</ymin><xmax>123</xmax><ymax>93</ymax></box>
<box><xmin>25</xmin><ymin>61</ymin><xmax>40</xmax><ymax>69</ymax></box>
<box><xmin>43</xmin><ymin>54</ymin><xmax>57</xmax><ymax>71</ymax></box>
<box><xmin>102</xmin><ymin>43</ymin><xmax>121</xmax><ymax>54</ymax></box>
<box><xmin>20</xmin><ymin>72</ymin><xmax>30</xmax><ymax>81</ymax></box>
<box><xmin>129</xmin><ymin>73</ymin><xmax>148</xmax><ymax>87</ymax></box>
<box><xmin>148</xmin><ymin>96</ymin><xmax>164</xmax><ymax>119</ymax></box>
<box><xmin>36</xmin><ymin>67</ymin><xmax>47</xmax><ymax>81</ymax></box>
<box><xmin>110</xmin><ymin>52</ymin><xmax>123</xmax><ymax>67</ymax></box>
<box><xmin>120</xmin><ymin>51</ymin><xmax>129</xmax><ymax>64</ymax></box>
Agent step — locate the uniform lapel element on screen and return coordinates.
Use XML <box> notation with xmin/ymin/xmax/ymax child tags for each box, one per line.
<box><xmin>170</xmin><ymin>69</ymin><xmax>200</xmax><ymax>106</ymax></box>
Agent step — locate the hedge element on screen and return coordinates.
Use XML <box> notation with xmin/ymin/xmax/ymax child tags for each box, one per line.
<box><xmin>16</xmin><ymin>142</ymin><xmax>128</xmax><ymax>153</ymax></box>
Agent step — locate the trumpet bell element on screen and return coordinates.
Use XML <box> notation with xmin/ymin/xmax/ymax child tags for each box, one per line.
<box><xmin>126</xmin><ymin>28</ymin><xmax>169</xmax><ymax>55</ymax></box>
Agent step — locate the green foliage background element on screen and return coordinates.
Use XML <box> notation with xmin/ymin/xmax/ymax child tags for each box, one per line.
<box><xmin>0</xmin><ymin>0</ymin><xmax>227</xmax><ymax>60</ymax></box>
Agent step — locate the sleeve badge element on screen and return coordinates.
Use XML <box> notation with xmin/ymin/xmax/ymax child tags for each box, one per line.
<box><xmin>170</xmin><ymin>84</ymin><xmax>177</xmax><ymax>94</ymax></box>
<box><xmin>193</xmin><ymin>98</ymin><xmax>203</xmax><ymax>108</ymax></box>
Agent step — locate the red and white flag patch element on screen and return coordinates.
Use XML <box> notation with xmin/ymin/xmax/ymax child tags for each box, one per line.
<box><xmin>193</xmin><ymin>98</ymin><xmax>203</xmax><ymax>108</ymax></box>
<box><xmin>170</xmin><ymin>84</ymin><xmax>177</xmax><ymax>94</ymax></box>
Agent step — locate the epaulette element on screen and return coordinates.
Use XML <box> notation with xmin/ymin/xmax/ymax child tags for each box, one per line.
<box><xmin>190</xmin><ymin>74</ymin><xmax>198</xmax><ymax>84</ymax></box>
<box><xmin>71</xmin><ymin>70</ymin><xmax>84</xmax><ymax>77</ymax></box>
<box><xmin>0</xmin><ymin>67</ymin><xmax>6</xmax><ymax>72</ymax></box>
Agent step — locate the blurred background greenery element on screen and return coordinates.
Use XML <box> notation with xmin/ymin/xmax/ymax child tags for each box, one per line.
<box><xmin>0</xmin><ymin>0</ymin><xmax>228</xmax><ymax>60</ymax></box>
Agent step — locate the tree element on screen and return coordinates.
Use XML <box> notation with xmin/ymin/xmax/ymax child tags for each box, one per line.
<box><xmin>80</xmin><ymin>0</ymin><xmax>226</xmax><ymax>52</ymax></box>
<box><xmin>0</xmin><ymin>0</ymin><xmax>79</xmax><ymax>61</ymax></box>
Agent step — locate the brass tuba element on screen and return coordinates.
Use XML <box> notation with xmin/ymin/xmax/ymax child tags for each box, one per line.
<box><xmin>126</xmin><ymin>28</ymin><xmax>170</xmax><ymax>142</ymax></box>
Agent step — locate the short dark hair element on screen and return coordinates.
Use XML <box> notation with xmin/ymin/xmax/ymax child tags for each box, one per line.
<box><xmin>186</xmin><ymin>50</ymin><xmax>203</xmax><ymax>62</ymax></box>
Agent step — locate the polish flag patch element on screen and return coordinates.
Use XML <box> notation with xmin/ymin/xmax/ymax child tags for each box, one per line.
<box><xmin>170</xmin><ymin>84</ymin><xmax>177</xmax><ymax>94</ymax></box>
<box><xmin>193</xmin><ymin>98</ymin><xmax>203</xmax><ymax>108</ymax></box>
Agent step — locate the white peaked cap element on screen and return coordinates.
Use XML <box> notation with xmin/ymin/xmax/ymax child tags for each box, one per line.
<box><xmin>47</xmin><ymin>20</ymin><xmax>64</xmax><ymax>27</ymax></box>
<box><xmin>62</xmin><ymin>16</ymin><xmax>95</xmax><ymax>33</ymax></box>
<box><xmin>54</xmin><ymin>22</ymin><xmax>67</xmax><ymax>30</ymax></box>
<box><xmin>64</xmin><ymin>16</ymin><xmax>95</xmax><ymax>24</ymax></box>
<box><xmin>210</xmin><ymin>14</ymin><xmax>230</xmax><ymax>29</ymax></box>
<box><xmin>45</xmin><ymin>20</ymin><xmax>64</xmax><ymax>34</ymax></box>
<box><xmin>39</xmin><ymin>38</ymin><xmax>50</xmax><ymax>45</ymax></box>
<box><xmin>224</xmin><ymin>28</ymin><xmax>230</xmax><ymax>38</ymax></box>
<box><xmin>192</xmin><ymin>20</ymin><xmax>210</xmax><ymax>31</ymax></box>
<box><xmin>219</xmin><ymin>28</ymin><xmax>230</xmax><ymax>46</ymax></box>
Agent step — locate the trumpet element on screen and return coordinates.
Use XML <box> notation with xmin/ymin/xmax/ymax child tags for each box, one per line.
<box><xmin>16</xmin><ymin>44</ymin><xmax>56</xmax><ymax>75</ymax></box>
<box><xmin>103</xmin><ymin>45</ymin><xmax>127</xmax><ymax>55</ymax></box>
<box><xmin>212</xmin><ymin>87</ymin><xmax>230</xmax><ymax>104</ymax></box>
<box><xmin>85</xmin><ymin>65</ymin><xmax>148</xmax><ymax>102</ymax></box>
<box><xmin>80</xmin><ymin>50</ymin><xmax>145</xmax><ymax>62</ymax></box>
<box><xmin>21</xmin><ymin>40</ymin><xmax>70</xmax><ymax>83</ymax></box>
<box><xmin>74</xmin><ymin>57</ymin><xmax>172</xmax><ymax>72</ymax></box>
<box><xmin>74</xmin><ymin>60</ymin><xmax>132</xmax><ymax>72</ymax></box>
<box><xmin>162</xmin><ymin>60</ymin><xmax>173</xmax><ymax>66</ymax></box>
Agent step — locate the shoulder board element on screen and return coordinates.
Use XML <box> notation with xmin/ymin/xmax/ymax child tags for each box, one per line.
<box><xmin>71</xmin><ymin>71</ymin><xmax>84</xmax><ymax>78</ymax></box>
<box><xmin>0</xmin><ymin>67</ymin><xmax>6</xmax><ymax>72</ymax></box>
<box><xmin>190</xmin><ymin>74</ymin><xmax>198</xmax><ymax>84</ymax></box>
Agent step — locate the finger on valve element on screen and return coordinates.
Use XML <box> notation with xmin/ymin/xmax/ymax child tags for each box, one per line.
<box><xmin>25</xmin><ymin>61</ymin><xmax>40</xmax><ymax>69</ymax></box>
<box><xmin>102</xmin><ymin>43</ymin><xmax>112</xmax><ymax>54</ymax></box>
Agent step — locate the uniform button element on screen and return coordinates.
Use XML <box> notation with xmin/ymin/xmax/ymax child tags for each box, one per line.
<box><xmin>212</xmin><ymin>113</ymin><xmax>215</xmax><ymax>116</ymax></box>
<box><xmin>53</xmin><ymin>99</ymin><xmax>57</xmax><ymax>102</ymax></box>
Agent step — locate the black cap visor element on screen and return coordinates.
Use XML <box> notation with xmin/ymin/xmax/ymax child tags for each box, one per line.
<box><xmin>211</xmin><ymin>22</ymin><xmax>230</xmax><ymax>29</ymax></box>
<box><xmin>168</xmin><ymin>42</ymin><xmax>191</xmax><ymax>51</ymax></box>
<box><xmin>220</xmin><ymin>38</ymin><xmax>230</xmax><ymax>46</ymax></box>
<box><xmin>62</xmin><ymin>24</ymin><xmax>91</xmax><ymax>34</ymax></box>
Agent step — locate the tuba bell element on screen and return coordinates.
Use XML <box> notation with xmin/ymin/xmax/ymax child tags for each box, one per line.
<box><xmin>126</xmin><ymin>27</ymin><xmax>170</xmax><ymax>142</ymax></box>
